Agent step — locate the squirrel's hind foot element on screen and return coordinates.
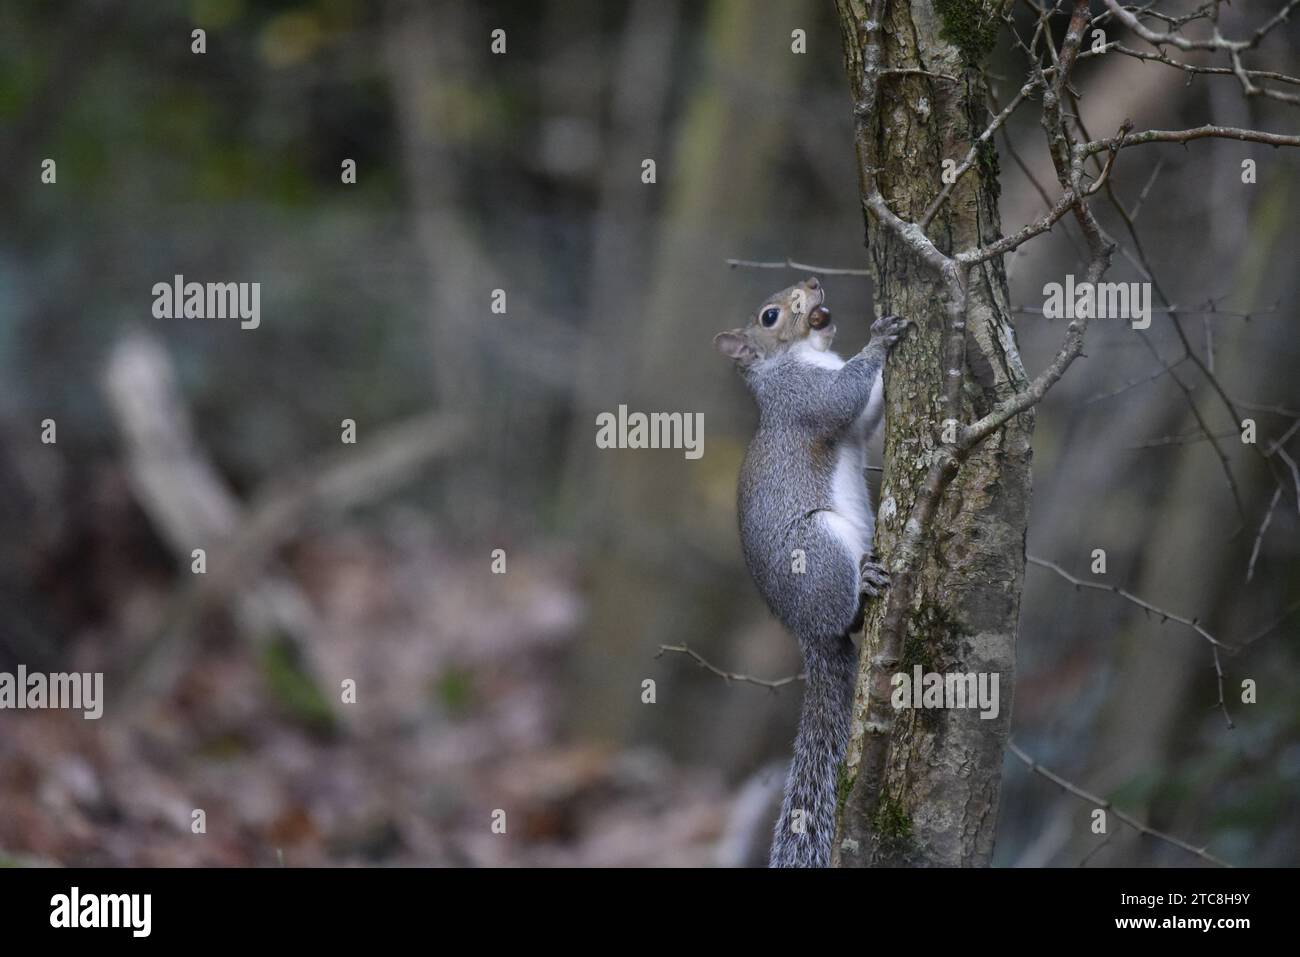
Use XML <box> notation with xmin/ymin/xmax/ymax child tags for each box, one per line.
<box><xmin>859</xmin><ymin>555</ymin><xmax>891</xmax><ymax>598</ymax></box>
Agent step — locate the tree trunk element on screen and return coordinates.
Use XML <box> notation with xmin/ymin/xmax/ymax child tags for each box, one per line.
<box><xmin>832</xmin><ymin>0</ymin><xmax>1031</xmax><ymax>866</ymax></box>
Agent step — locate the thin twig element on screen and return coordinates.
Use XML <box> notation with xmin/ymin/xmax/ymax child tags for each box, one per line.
<box><xmin>1246</xmin><ymin>486</ymin><xmax>1282</xmax><ymax>583</ymax></box>
<box><xmin>1098</xmin><ymin>181</ymin><xmax>1255</xmax><ymax>522</ymax></box>
<box><xmin>1081</xmin><ymin>42</ymin><xmax>1300</xmax><ymax>104</ymax></box>
<box><xmin>656</xmin><ymin>644</ymin><xmax>804</xmax><ymax>690</ymax></box>
<box><xmin>1027</xmin><ymin>556</ymin><xmax>1232</xmax><ymax>650</ymax></box>
<box><xmin>1128</xmin><ymin>156</ymin><xmax>1166</xmax><ymax>222</ymax></box>
<box><xmin>725</xmin><ymin>257</ymin><xmax>872</xmax><ymax>276</ymax></box>
<box><xmin>1007</xmin><ymin>741</ymin><xmax>1232</xmax><ymax>867</ymax></box>
<box><xmin>1027</xmin><ymin>554</ymin><xmax>1234</xmax><ymax>727</ymax></box>
<box><xmin>1100</xmin><ymin>0</ymin><xmax>1299</xmax><ymax>53</ymax></box>
<box><xmin>1125</xmin><ymin>429</ymin><xmax>1238</xmax><ymax>450</ymax></box>
<box><xmin>921</xmin><ymin>78</ymin><xmax>1040</xmax><ymax>230</ymax></box>
<box><xmin>1239</xmin><ymin>598</ymin><xmax>1300</xmax><ymax>647</ymax></box>
<box><xmin>1079</xmin><ymin>832</ymin><xmax>1115</xmax><ymax>867</ymax></box>
<box><xmin>881</xmin><ymin>67</ymin><xmax>960</xmax><ymax>82</ymax></box>
<box><xmin>1082</xmin><ymin>354</ymin><xmax>1189</xmax><ymax>405</ymax></box>
<box><xmin>1275</xmin><ymin>448</ymin><xmax>1300</xmax><ymax>512</ymax></box>
<box><xmin>1232</xmin><ymin>396</ymin><xmax>1300</xmax><ymax>418</ymax></box>
<box><xmin>1081</xmin><ymin>124</ymin><xmax>1300</xmax><ymax>154</ymax></box>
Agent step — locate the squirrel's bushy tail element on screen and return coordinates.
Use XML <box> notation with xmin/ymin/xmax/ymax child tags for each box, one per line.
<box><xmin>769</xmin><ymin>634</ymin><xmax>857</xmax><ymax>867</ymax></box>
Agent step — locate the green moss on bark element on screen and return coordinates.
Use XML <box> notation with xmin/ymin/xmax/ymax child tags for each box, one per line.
<box><xmin>871</xmin><ymin>793</ymin><xmax>914</xmax><ymax>849</ymax></box>
<box><xmin>836</xmin><ymin>761</ymin><xmax>857</xmax><ymax>816</ymax></box>
<box><xmin>935</xmin><ymin>0</ymin><xmax>1001</xmax><ymax>64</ymax></box>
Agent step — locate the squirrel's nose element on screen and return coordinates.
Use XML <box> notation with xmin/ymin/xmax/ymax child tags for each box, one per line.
<box><xmin>805</xmin><ymin>276</ymin><xmax>820</xmax><ymax>290</ymax></box>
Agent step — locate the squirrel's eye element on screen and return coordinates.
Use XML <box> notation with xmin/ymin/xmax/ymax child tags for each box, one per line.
<box><xmin>760</xmin><ymin>307</ymin><xmax>781</xmax><ymax>327</ymax></box>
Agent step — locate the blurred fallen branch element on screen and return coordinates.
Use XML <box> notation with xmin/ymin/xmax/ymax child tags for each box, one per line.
<box><xmin>103</xmin><ymin>328</ymin><xmax>467</xmax><ymax>708</ymax></box>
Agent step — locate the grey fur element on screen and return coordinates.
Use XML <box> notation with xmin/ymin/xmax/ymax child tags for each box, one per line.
<box><xmin>721</xmin><ymin>305</ymin><xmax>908</xmax><ymax>868</ymax></box>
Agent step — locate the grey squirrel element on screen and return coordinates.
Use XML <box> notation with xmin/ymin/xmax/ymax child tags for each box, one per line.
<box><xmin>714</xmin><ymin>277</ymin><xmax>909</xmax><ymax>868</ymax></box>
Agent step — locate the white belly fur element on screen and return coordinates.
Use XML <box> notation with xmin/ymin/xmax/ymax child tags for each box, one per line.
<box><xmin>790</xmin><ymin>341</ymin><xmax>881</xmax><ymax>564</ymax></box>
<box><xmin>822</xmin><ymin>438</ymin><xmax>873</xmax><ymax>562</ymax></box>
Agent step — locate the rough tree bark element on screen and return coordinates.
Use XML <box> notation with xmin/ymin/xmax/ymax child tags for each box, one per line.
<box><xmin>831</xmin><ymin>0</ymin><xmax>1031</xmax><ymax>866</ymax></box>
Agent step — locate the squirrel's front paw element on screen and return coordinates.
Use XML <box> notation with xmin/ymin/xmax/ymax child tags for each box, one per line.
<box><xmin>859</xmin><ymin>554</ymin><xmax>891</xmax><ymax>599</ymax></box>
<box><xmin>868</xmin><ymin>314</ymin><xmax>911</xmax><ymax>349</ymax></box>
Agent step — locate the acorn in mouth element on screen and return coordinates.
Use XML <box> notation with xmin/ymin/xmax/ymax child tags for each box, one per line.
<box><xmin>808</xmin><ymin>305</ymin><xmax>832</xmax><ymax>330</ymax></box>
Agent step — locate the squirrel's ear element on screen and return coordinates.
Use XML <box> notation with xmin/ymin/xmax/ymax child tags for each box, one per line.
<box><xmin>714</xmin><ymin>330</ymin><xmax>757</xmax><ymax>364</ymax></box>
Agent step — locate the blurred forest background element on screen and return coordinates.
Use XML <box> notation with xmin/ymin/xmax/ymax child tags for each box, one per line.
<box><xmin>0</xmin><ymin>0</ymin><xmax>1296</xmax><ymax>866</ymax></box>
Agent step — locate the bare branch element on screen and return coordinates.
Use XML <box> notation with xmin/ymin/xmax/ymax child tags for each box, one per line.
<box><xmin>1128</xmin><ymin>156</ymin><xmax>1166</xmax><ymax>221</ymax></box>
<box><xmin>1027</xmin><ymin>555</ymin><xmax>1233</xmax><ymax>651</ymax></box>
<box><xmin>1266</xmin><ymin>417</ymin><xmax>1300</xmax><ymax>455</ymax></box>
<box><xmin>1275</xmin><ymin>448</ymin><xmax>1300</xmax><ymax>512</ymax></box>
<box><xmin>1081</xmin><ymin>43</ymin><xmax>1300</xmax><ymax>104</ymax></box>
<box><xmin>1124</xmin><ymin>429</ymin><xmax>1238</xmax><ymax>451</ymax></box>
<box><xmin>1007</xmin><ymin>741</ymin><xmax>1233</xmax><ymax>867</ymax></box>
<box><xmin>1081</xmin><ymin>125</ymin><xmax>1300</xmax><ymax>154</ymax></box>
<box><xmin>1096</xmin><ymin>171</ymin><xmax>1260</xmax><ymax>523</ymax></box>
<box><xmin>1082</xmin><ymin>354</ymin><xmax>1189</xmax><ymax>405</ymax></box>
<box><xmin>881</xmin><ymin>67</ymin><xmax>960</xmax><ymax>83</ymax></box>
<box><xmin>1133</xmin><ymin>331</ymin><xmax>1249</xmax><ymax>523</ymax></box>
<box><xmin>1241</xmin><ymin>597</ymin><xmax>1300</xmax><ymax>647</ymax></box>
<box><xmin>656</xmin><ymin>644</ymin><xmax>803</xmax><ymax>691</ymax></box>
<box><xmin>1017</xmin><ymin>300</ymin><xmax>1275</xmax><ymax>321</ymax></box>
<box><xmin>1233</xmin><ymin>396</ymin><xmax>1300</xmax><ymax>418</ymax></box>
<box><xmin>921</xmin><ymin>78</ymin><xmax>1041</xmax><ymax>230</ymax></box>
<box><xmin>960</xmin><ymin>142</ymin><xmax>1123</xmax><ymax>442</ymax></box>
<box><xmin>863</xmin><ymin>191</ymin><xmax>954</xmax><ymax>272</ymax></box>
<box><xmin>1100</xmin><ymin>0</ymin><xmax>1299</xmax><ymax>53</ymax></box>
<box><xmin>957</xmin><ymin>185</ymin><xmax>1082</xmax><ymax>264</ymax></box>
<box><xmin>960</xmin><ymin>3</ymin><xmax>1120</xmax><ymax>460</ymax></box>
<box><xmin>1246</xmin><ymin>487</ymin><xmax>1282</xmax><ymax>583</ymax></box>
<box><xmin>1027</xmin><ymin>554</ymin><xmax>1234</xmax><ymax>727</ymax></box>
<box><xmin>725</xmin><ymin>257</ymin><xmax>872</xmax><ymax>276</ymax></box>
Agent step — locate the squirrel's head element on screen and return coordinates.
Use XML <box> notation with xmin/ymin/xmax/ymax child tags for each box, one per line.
<box><xmin>713</xmin><ymin>276</ymin><xmax>834</xmax><ymax>368</ymax></box>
